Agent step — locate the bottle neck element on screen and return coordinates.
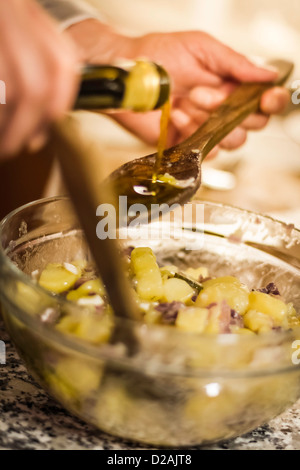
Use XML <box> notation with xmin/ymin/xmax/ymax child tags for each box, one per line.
<box><xmin>75</xmin><ymin>60</ymin><xmax>170</xmax><ymax>111</ymax></box>
<box><xmin>75</xmin><ymin>65</ymin><xmax>126</xmax><ymax>110</ymax></box>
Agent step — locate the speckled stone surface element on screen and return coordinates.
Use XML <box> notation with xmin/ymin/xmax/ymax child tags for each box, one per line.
<box><xmin>1</xmin><ymin>317</ymin><xmax>300</xmax><ymax>451</ymax></box>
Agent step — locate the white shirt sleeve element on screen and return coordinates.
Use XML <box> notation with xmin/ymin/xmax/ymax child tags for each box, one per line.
<box><xmin>37</xmin><ymin>0</ymin><xmax>105</xmax><ymax>30</ymax></box>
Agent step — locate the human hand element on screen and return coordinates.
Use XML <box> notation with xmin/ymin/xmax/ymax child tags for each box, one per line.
<box><xmin>67</xmin><ymin>21</ymin><xmax>290</xmax><ymax>153</ymax></box>
<box><xmin>0</xmin><ymin>0</ymin><xmax>79</xmax><ymax>159</ymax></box>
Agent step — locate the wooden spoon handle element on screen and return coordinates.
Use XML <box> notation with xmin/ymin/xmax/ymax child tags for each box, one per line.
<box><xmin>178</xmin><ymin>59</ymin><xmax>293</xmax><ymax>158</ymax></box>
<box><xmin>49</xmin><ymin>117</ymin><xmax>140</xmax><ymax>324</ymax></box>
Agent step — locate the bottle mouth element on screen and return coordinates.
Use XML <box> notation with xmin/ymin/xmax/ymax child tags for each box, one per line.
<box><xmin>122</xmin><ymin>60</ymin><xmax>171</xmax><ymax>111</ymax></box>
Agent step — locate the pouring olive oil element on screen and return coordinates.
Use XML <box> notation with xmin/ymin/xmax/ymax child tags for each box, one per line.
<box><xmin>108</xmin><ymin>95</ymin><xmax>193</xmax><ymax>225</ymax></box>
<box><xmin>76</xmin><ymin>59</ymin><xmax>190</xmax><ymax>220</ymax></box>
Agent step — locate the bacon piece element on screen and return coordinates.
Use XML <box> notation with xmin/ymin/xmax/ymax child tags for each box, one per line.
<box><xmin>155</xmin><ymin>302</ymin><xmax>184</xmax><ymax>325</ymax></box>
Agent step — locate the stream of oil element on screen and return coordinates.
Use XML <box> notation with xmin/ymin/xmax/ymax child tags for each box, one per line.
<box><xmin>109</xmin><ymin>99</ymin><xmax>188</xmax><ymax>221</ymax></box>
<box><xmin>152</xmin><ymin>99</ymin><xmax>171</xmax><ymax>185</ymax></box>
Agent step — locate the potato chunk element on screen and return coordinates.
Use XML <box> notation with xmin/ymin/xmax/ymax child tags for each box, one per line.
<box><xmin>160</xmin><ymin>265</ymin><xmax>179</xmax><ymax>281</ymax></box>
<box><xmin>176</xmin><ymin>308</ymin><xmax>209</xmax><ymax>333</ymax></box>
<box><xmin>131</xmin><ymin>247</ymin><xmax>163</xmax><ymax>301</ymax></box>
<box><xmin>248</xmin><ymin>292</ymin><xmax>288</xmax><ymax>327</ymax></box>
<box><xmin>184</xmin><ymin>267</ymin><xmax>209</xmax><ymax>281</ymax></box>
<box><xmin>46</xmin><ymin>358</ymin><xmax>102</xmax><ymax>401</ymax></box>
<box><xmin>196</xmin><ymin>276</ymin><xmax>249</xmax><ymax>315</ymax></box>
<box><xmin>66</xmin><ymin>279</ymin><xmax>105</xmax><ymax>302</ymax></box>
<box><xmin>39</xmin><ymin>263</ymin><xmax>81</xmax><ymax>294</ymax></box>
<box><xmin>163</xmin><ymin>278</ymin><xmax>195</xmax><ymax>303</ymax></box>
<box><xmin>231</xmin><ymin>326</ymin><xmax>256</xmax><ymax>335</ymax></box>
<box><xmin>243</xmin><ymin>310</ymin><xmax>274</xmax><ymax>333</ymax></box>
<box><xmin>57</xmin><ymin>313</ymin><xmax>112</xmax><ymax>344</ymax></box>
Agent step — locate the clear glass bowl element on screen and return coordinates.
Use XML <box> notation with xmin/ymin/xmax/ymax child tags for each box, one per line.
<box><xmin>1</xmin><ymin>196</ymin><xmax>300</xmax><ymax>447</ymax></box>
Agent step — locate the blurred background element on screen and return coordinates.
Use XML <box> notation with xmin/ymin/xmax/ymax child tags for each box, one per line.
<box><xmin>1</xmin><ymin>0</ymin><xmax>300</xmax><ymax>223</ymax></box>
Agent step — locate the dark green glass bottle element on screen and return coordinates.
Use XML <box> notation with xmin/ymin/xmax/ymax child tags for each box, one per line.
<box><xmin>75</xmin><ymin>60</ymin><xmax>170</xmax><ymax>112</ymax></box>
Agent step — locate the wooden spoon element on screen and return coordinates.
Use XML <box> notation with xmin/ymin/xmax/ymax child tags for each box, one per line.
<box><xmin>107</xmin><ymin>60</ymin><xmax>293</xmax><ymax>224</ymax></box>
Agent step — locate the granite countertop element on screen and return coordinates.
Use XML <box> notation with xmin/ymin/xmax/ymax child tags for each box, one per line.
<box><xmin>1</xmin><ymin>318</ymin><xmax>300</xmax><ymax>451</ymax></box>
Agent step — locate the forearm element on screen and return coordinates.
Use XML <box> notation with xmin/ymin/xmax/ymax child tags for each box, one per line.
<box><xmin>36</xmin><ymin>1</ymin><xmax>130</xmax><ymax>62</ymax></box>
<box><xmin>67</xmin><ymin>18</ymin><xmax>133</xmax><ymax>63</ymax></box>
<box><xmin>36</xmin><ymin>0</ymin><xmax>101</xmax><ymax>29</ymax></box>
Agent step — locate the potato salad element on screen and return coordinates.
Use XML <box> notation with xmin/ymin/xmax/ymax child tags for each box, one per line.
<box><xmin>36</xmin><ymin>246</ymin><xmax>300</xmax><ymax>345</ymax></box>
